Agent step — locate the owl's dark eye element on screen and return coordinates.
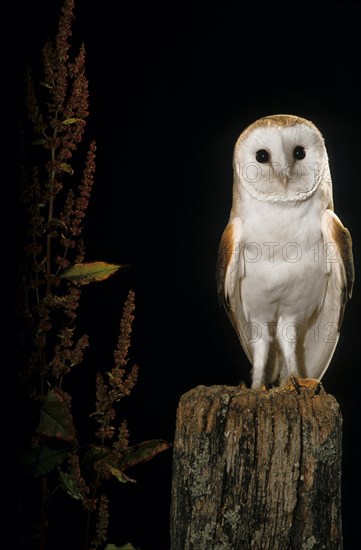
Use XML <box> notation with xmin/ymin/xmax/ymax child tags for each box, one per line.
<box><xmin>255</xmin><ymin>149</ymin><xmax>270</xmax><ymax>163</ymax></box>
<box><xmin>293</xmin><ymin>145</ymin><xmax>306</xmax><ymax>160</ymax></box>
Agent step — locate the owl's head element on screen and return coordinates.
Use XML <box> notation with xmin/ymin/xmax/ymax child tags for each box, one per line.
<box><xmin>233</xmin><ymin>114</ymin><xmax>332</xmax><ymax>204</ymax></box>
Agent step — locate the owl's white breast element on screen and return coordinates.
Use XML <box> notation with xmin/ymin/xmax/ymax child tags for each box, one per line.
<box><xmin>238</xmin><ymin>190</ymin><xmax>328</xmax><ymax>324</ymax></box>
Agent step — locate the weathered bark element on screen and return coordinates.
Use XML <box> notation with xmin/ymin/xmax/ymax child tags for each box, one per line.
<box><xmin>170</xmin><ymin>384</ymin><xmax>342</xmax><ymax>550</ymax></box>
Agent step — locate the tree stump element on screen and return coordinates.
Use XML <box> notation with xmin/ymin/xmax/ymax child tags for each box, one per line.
<box><xmin>170</xmin><ymin>384</ymin><xmax>343</xmax><ymax>550</ymax></box>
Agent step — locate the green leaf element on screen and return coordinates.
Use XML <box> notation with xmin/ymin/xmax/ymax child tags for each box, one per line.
<box><xmin>109</xmin><ymin>466</ymin><xmax>136</xmax><ymax>484</ymax></box>
<box><xmin>58</xmin><ymin>469</ymin><xmax>83</xmax><ymax>500</ymax></box>
<box><xmin>21</xmin><ymin>443</ymin><xmax>70</xmax><ymax>477</ymax></box>
<box><xmin>40</xmin><ymin>80</ymin><xmax>54</xmax><ymax>89</ymax></box>
<box><xmin>62</xmin><ymin>117</ymin><xmax>83</xmax><ymax>125</ymax></box>
<box><xmin>31</xmin><ymin>138</ymin><xmax>47</xmax><ymax>145</ymax></box>
<box><xmin>120</xmin><ymin>439</ymin><xmax>171</xmax><ymax>470</ymax></box>
<box><xmin>81</xmin><ymin>445</ymin><xmax>110</xmax><ymax>466</ymax></box>
<box><xmin>59</xmin><ymin>162</ymin><xmax>74</xmax><ymax>175</ymax></box>
<box><xmin>61</xmin><ymin>261</ymin><xmax>125</xmax><ymax>285</ymax></box>
<box><xmin>36</xmin><ymin>389</ymin><xmax>77</xmax><ymax>442</ymax></box>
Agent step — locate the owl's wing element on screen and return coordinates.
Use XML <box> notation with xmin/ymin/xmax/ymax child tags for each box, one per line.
<box><xmin>303</xmin><ymin>209</ymin><xmax>354</xmax><ymax>380</ymax></box>
<box><xmin>216</xmin><ymin>216</ymin><xmax>252</xmax><ymax>362</ymax></box>
<box><xmin>321</xmin><ymin>209</ymin><xmax>354</xmax><ymax>321</ymax></box>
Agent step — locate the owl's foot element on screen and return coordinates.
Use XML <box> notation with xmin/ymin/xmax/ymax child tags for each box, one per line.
<box><xmin>285</xmin><ymin>376</ymin><xmax>323</xmax><ymax>395</ymax></box>
<box><xmin>251</xmin><ymin>382</ymin><xmax>268</xmax><ymax>391</ymax></box>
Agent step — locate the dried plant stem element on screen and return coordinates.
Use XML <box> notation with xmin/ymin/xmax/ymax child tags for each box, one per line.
<box><xmin>39</xmin><ymin>107</ymin><xmax>60</xmax><ymax>549</ymax></box>
<box><xmin>84</xmin><ymin>509</ymin><xmax>92</xmax><ymax>550</ymax></box>
<box><xmin>84</xmin><ymin>474</ymin><xmax>100</xmax><ymax>550</ymax></box>
<box><xmin>46</xmin><ymin>113</ymin><xmax>59</xmax><ymax>298</ymax></box>
<box><xmin>40</xmin><ymin>476</ymin><xmax>49</xmax><ymax>550</ymax></box>
<box><xmin>84</xmin><ymin>432</ymin><xmax>105</xmax><ymax>550</ymax></box>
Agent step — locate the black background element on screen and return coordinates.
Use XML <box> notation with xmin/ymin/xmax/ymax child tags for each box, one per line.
<box><xmin>6</xmin><ymin>2</ymin><xmax>360</xmax><ymax>549</ymax></box>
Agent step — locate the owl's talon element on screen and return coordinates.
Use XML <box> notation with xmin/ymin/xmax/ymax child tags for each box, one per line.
<box><xmin>290</xmin><ymin>375</ymin><xmax>301</xmax><ymax>394</ymax></box>
<box><xmin>312</xmin><ymin>381</ymin><xmax>323</xmax><ymax>396</ymax></box>
<box><xmin>250</xmin><ymin>382</ymin><xmax>267</xmax><ymax>390</ymax></box>
<box><xmin>284</xmin><ymin>377</ymin><xmax>323</xmax><ymax>395</ymax></box>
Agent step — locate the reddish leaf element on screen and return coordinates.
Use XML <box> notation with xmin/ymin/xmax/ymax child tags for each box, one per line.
<box><xmin>61</xmin><ymin>261</ymin><xmax>125</xmax><ymax>285</ymax></box>
<box><xmin>120</xmin><ymin>439</ymin><xmax>171</xmax><ymax>470</ymax></box>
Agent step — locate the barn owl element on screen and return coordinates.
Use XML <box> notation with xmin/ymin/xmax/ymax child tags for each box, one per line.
<box><xmin>216</xmin><ymin>114</ymin><xmax>354</xmax><ymax>389</ymax></box>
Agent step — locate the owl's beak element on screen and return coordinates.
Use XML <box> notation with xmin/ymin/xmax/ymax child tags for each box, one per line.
<box><xmin>282</xmin><ymin>166</ymin><xmax>291</xmax><ymax>188</ymax></box>
<box><xmin>273</xmin><ymin>162</ymin><xmax>290</xmax><ymax>188</ymax></box>
<box><xmin>282</xmin><ymin>176</ymin><xmax>289</xmax><ymax>188</ymax></box>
